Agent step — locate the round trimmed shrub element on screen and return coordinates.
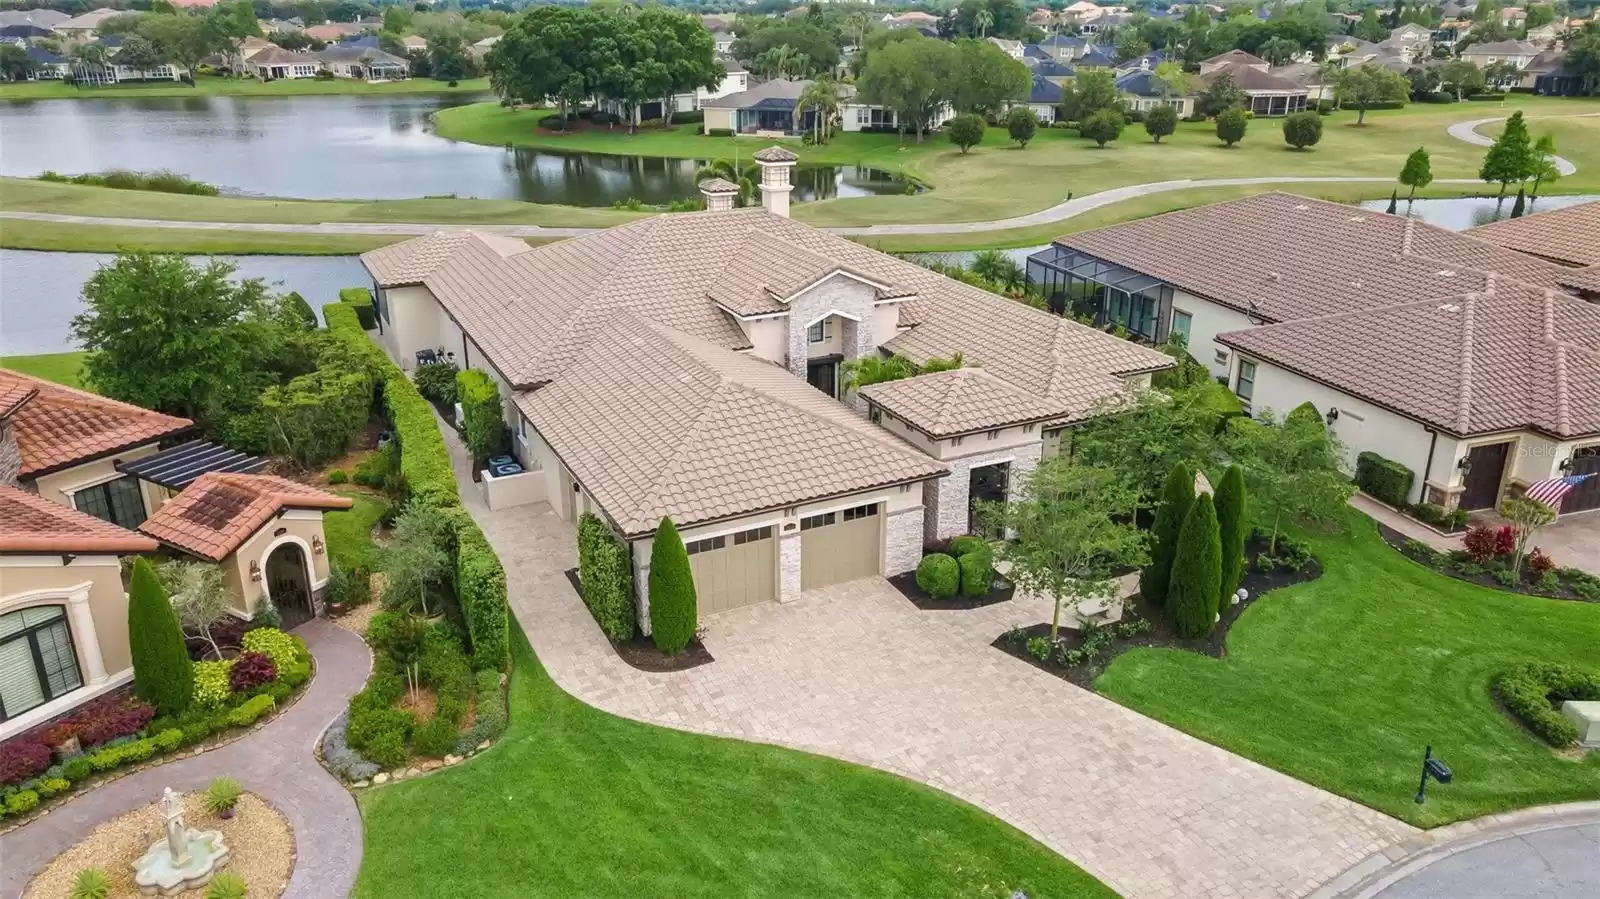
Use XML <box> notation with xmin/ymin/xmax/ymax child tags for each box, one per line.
<box><xmin>1495</xmin><ymin>662</ymin><xmax>1600</xmax><ymax>746</ymax></box>
<box><xmin>946</xmin><ymin>535</ymin><xmax>988</xmax><ymax>558</ymax></box>
<box><xmin>957</xmin><ymin>551</ymin><xmax>993</xmax><ymax>598</ymax></box>
<box><xmin>915</xmin><ymin>553</ymin><xmax>960</xmax><ymax>600</ymax></box>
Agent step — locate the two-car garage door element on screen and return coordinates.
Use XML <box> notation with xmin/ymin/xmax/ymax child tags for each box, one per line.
<box><xmin>681</xmin><ymin>502</ymin><xmax>885</xmax><ymax>615</ymax></box>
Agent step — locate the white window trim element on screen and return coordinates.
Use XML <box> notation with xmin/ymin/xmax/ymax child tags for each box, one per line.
<box><xmin>0</xmin><ymin>582</ymin><xmax>116</xmax><ymax>740</ymax></box>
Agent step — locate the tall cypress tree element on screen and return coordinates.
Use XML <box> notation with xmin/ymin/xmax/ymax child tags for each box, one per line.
<box><xmin>127</xmin><ymin>557</ymin><xmax>193</xmax><ymax>714</ymax></box>
<box><xmin>1169</xmin><ymin>493</ymin><xmax>1222</xmax><ymax>639</ymax></box>
<box><xmin>1140</xmin><ymin>462</ymin><xmax>1194</xmax><ymax>606</ymax></box>
<box><xmin>648</xmin><ymin>517</ymin><xmax>699</xmax><ymax>654</ymax></box>
<box><xmin>1214</xmin><ymin>465</ymin><xmax>1247</xmax><ymax>617</ymax></box>
<box><xmin>1510</xmin><ymin>185</ymin><xmax>1526</xmax><ymax>218</ymax></box>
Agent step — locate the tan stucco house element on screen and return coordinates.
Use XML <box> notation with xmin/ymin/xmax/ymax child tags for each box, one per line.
<box><xmin>358</xmin><ymin>147</ymin><xmax>1170</xmax><ymax>630</ymax></box>
<box><xmin>1030</xmin><ymin>194</ymin><xmax>1600</xmax><ymax>517</ymax></box>
<box><xmin>0</xmin><ymin>485</ymin><xmax>157</xmax><ymax>739</ymax></box>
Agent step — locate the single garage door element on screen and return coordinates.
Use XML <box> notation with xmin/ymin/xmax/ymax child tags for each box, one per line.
<box><xmin>800</xmin><ymin>502</ymin><xmax>882</xmax><ymax>591</ymax></box>
<box><xmin>686</xmin><ymin>525</ymin><xmax>776</xmax><ymax>615</ymax></box>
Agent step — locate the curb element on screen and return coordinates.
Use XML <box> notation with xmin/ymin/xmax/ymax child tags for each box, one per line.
<box><xmin>1309</xmin><ymin>801</ymin><xmax>1600</xmax><ymax>898</ymax></box>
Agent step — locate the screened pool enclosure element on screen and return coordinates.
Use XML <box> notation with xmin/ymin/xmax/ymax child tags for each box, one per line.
<box><xmin>1025</xmin><ymin>244</ymin><xmax>1177</xmax><ymax>344</ymax></box>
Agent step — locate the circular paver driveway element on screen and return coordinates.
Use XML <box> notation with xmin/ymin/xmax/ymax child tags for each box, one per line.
<box><xmin>1373</xmin><ymin>822</ymin><xmax>1600</xmax><ymax>899</ymax></box>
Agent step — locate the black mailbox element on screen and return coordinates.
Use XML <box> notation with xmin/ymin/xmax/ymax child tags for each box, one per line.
<box><xmin>1425</xmin><ymin>758</ymin><xmax>1452</xmax><ymax>784</ymax></box>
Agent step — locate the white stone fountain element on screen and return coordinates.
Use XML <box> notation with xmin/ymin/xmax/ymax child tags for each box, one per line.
<box><xmin>132</xmin><ymin>787</ymin><xmax>231</xmax><ymax>896</ymax></box>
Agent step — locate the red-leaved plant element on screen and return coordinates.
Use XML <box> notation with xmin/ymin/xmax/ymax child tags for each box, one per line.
<box><xmin>228</xmin><ymin>652</ymin><xmax>277</xmax><ymax>692</ymax></box>
<box><xmin>1463</xmin><ymin>524</ymin><xmax>1516</xmax><ymax>562</ymax></box>
<box><xmin>1525</xmin><ymin>547</ymin><xmax>1556</xmax><ymax>579</ymax></box>
<box><xmin>67</xmin><ymin>695</ymin><xmax>156</xmax><ymax>747</ymax></box>
<box><xmin>0</xmin><ymin>739</ymin><xmax>53</xmax><ymax>787</ymax></box>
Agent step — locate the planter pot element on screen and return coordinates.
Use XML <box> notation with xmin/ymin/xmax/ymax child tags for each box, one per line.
<box><xmin>327</xmin><ymin>601</ymin><xmax>346</xmax><ymax>618</ymax></box>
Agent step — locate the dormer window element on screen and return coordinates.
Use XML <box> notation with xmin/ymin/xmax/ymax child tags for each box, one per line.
<box><xmin>807</xmin><ymin>319</ymin><xmax>833</xmax><ymax>344</ymax></box>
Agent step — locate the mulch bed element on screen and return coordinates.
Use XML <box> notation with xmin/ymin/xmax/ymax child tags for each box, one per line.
<box><xmin>1376</xmin><ymin>522</ymin><xmax>1599</xmax><ymax>603</ymax></box>
<box><xmin>886</xmin><ymin>570</ymin><xmax>1015</xmax><ymax>610</ymax></box>
<box><xmin>992</xmin><ymin>535</ymin><xmax>1322</xmax><ymax>689</ymax></box>
<box><xmin>563</xmin><ymin>568</ymin><xmax>714</xmax><ymax>672</ymax></box>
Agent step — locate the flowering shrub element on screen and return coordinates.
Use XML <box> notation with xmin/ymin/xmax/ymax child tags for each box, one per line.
<box><xmin>67</xmin><ymin>696</ymin><xmax>155</xmax><ymax>747</ymax></box>
<box><xmin>192</xmin><ymin>660</ymin><xmax>235</xmax><ymax>709</ymax></box>
<box><xmin>241</xmin><ymin>628</ymin><xmax>298</xmax><ymax>674</ymax></box>
<box><xmin>0</xmin><ymin>739</ymin><xmax>52</xmax><ymax>787</ymax></box>
<box><xmin>1525</xmin><ymin>547</ymin><xmax>1556</xmax><ymax>579</ymax></box>
<box><xmin>1463</xmin><ymin>524</ymin><xmax>1515</xmax><ymax>562</ymax></box>
<box><xmin>229</xmin><ymin>652</ymin><xmax>277</xmax><ymax>692</ymax></box>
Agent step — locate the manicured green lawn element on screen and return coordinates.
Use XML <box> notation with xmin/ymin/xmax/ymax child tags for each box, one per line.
<box><xmin>1095</xmin><ymin>510</ymin><xmax>1600</xmax><ymax>828</ymax></box>
<box><xmin>322</xmin><ymin>491</ymin><xmax>388</xmax><ymax>574</ymax></box>
<box><xmin>0</xmin><ymin>351</ymin><xmax>89</xmax><ymax>388</ymax></box>
<box><xmin>357</xmin><ymin>629</ymin><xmax>1116</xmax><ymax>899</ymax></box>
<box><xmin>0</xmin><ymin>219</ymin><xmax>415</xmax><ymax>255</ymax></box>
<box><xmin>432</xmin><ymin>97</ymin><xmax>1600</xmax><ymax>228</ymax></box>
<box><xmin>0</xmin><ymin>75</ymin><xmax>490</xmax><ymax>100</ymax></box>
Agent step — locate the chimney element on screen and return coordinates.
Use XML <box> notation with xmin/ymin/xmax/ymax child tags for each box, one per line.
<box><xmin>752</xmin><ymin>145</ymin><xmax>798</xmax><ymax>218</ymax></box>
<box><xmin>698</xmin><ymin>177</ymin><xmax>739</xmax><ymax>213</ymax></box>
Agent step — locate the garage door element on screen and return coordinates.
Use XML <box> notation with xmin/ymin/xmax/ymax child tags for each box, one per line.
<box><xmin>686</xmin><ymin>525</ymin><xmax>776</xmax><ymax>615</ymax></box>
<box><xmin>1561</xmin><ymin>448</ymin><xmax>1600</xmax><ymax>514</ymax></box>
<box><xmin>800</xmin><ymin>502</ymin><xmax>882</xmax><ymax>591</ymax></box>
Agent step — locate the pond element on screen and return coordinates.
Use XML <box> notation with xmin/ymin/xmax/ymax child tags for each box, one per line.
<box><xmin>0</xmin><ymin>250</ymin><xmax>369</xmax><ymax>355</ymax></box>
<box><xmin>0</xmin><ymin>95</ymin><xmax>911</xmax><ymax>206</ymax></box>
<box><xmin>1359</xmin><ymin>193</ymin><xmax>1600</xmax><ymax>229</ymax></box>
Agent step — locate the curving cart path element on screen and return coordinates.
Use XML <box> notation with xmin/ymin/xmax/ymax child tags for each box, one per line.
<box><xmin>0</xmin><ymin>620</ymin><xmax>370</xmax><ymax>899</ymax></box>
<box><xmin>1444</xmin><ymin>113</ymin><xmax>1598</xmax><ymax>177</ymax></box>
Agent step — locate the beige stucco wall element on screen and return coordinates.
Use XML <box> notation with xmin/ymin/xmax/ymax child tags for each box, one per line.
<box><xmin>1175</xmin><ymin>290</ymin><xmax>1259</xmax><ymax>380</ymax></box>
<box><xmin>0</xmin><ymin>554</ymin><xmax>133</xmax><ymax>739</ymax></box>
<box><xmin>376</xmin><ymin>284</ymin><xmax>442</xmax><ymax>371</ymax></box>
<box><xmin>935</xmin><ymin>423</ymin><xmax>1042</xmax><ymax>462</ymax></box>
<box><xmin>221</xmin><ymin>512</ymin><xmax>331</xmax><ymax>617</ymax></box>
<box><xmin>740</xmin><ymin>317</ymin><xmax>790</xmax><ymax>363</ymax></box>
<box><xmin>703</xmin><ymin>106</ymin><xmax>734</xmax><ymax>133</ymax></box>
<box><xmin>29</xmin><ymin>444</ymin><xmax>168</xmax><ymax>523</ymax></box>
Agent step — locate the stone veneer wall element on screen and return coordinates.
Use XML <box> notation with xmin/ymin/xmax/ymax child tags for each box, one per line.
<box><xmin>779</xmin><ymin>532</ymin><xmax>803</xmax><ymax>602</ymax></box>
<box><xmin>925</xmin><ymin>442</ymin><xmax>1044</xmax><ymax>543</ymax></box>
<box><xmin>785</xmin><ymin>277</ymin><xmax>879</xmax><ymax>380</ymax></box>
<box><xmin>884</xmin><ymin>506</ymin><xmax>925</xmax><ymax>576</ymax></box>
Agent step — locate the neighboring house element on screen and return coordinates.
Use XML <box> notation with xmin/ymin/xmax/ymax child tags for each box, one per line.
<box><xmin>1524</xmin><ymin>23</ymin><xmax>1562</xmax><ymax>45</ymax></box>
<box><xmin>316</xmin><ymin>45</ymin><xmax>408</xmax><ymax>81</ymax></box>
<box><xmin>0</xmin><ymin>371</ymin><xmax>191</xmax><ymax>530</ymax></box>
<box><xmin>1</xmin><ymin>23</ymin><xmax>54</xmax><ymax>43</ymax></box>
<box><xmin>136</xmin><ymin>472</ymin><xmax>352</xmax><ymax>623</ymax></box>
<box><xmin>0</xmin><ymin>9</ymin><xmax>68</xmax><ymax>29</ymax></box>
<box><xmin>987</xmin><ymin>36</ymin><xmax>1026</xmax><ymax>60</ymax></box>
<box><xmin>1115</xmin><ymin>50</ymin><xmax>1168</xmax><ymax>74</ymax></box>
<box><xmin>51</xmin><ymin>8</ymin><xmax>121</xmax><ymax>41</ymax></box>
<box><xmin>400</xmin><ymin>34</ymin><xmax>428</xmax><ymax>53</ymax></box>
<box><xmin>22</xmin><ymin>45</ymin><xmax>70</xmax><ymax>80</ymax></box>
<box><xmin>470</xmin><ymin>34</ymin><xmax>499</xmax><ymax>60</ymax></box>
<box><xmin>358</xmin><ymin>150</ymin><xmax>1169</xmax><ymax>629</ymax></box>
<box><xmin>1326</xmin><ymin>37</ymin><xmax>1385</xmax><ymax>67</ymax></box>
<box><xmin>245</xmin><ymin>46</ymin><xmax>321</xmax><ymax>81</ymax></box>
<box><xmin>1198</xmin><ymin>58</ymin><xmax>1310</xmax><ymax>116</ymax></box>
<box><xmin>1460</xmin><ymin>39</ymin><xmax>1543</xmax><ymax>84</ymax></box>
<box><xmin>1520</xmin><ymin>48</ymin><xmax>1578</xmax><ymax>92</ymax></box>
<box><xmin>0</xmin><ymin>485</ymin><xmax>157</xmax><ymax>739</ymax></box>
<box><xmin>700</xmin><ymin>56</ymin><xmax>748</xmax><ymax>105</ymax></box>
<box><xmin>69</xmin><ymin>36</ymin><xmax>183</xmax><ymax>85</ymax></box>
<box><xmin>1199</xmin><ymin>48</ymin><xmax>1269</xmax><ymax>75</ymax></box>
<box><xmin>1018</xmin><ymin>74</ymin><xmax>1062</xmax><ymax>123</ymax></box>
<box><xmin>1026</xmin><ymin>56</ymin><xmax>1076</xmax><ymax>83</ymax></box>
<box><xmin>1035</xmin><ymin>33</ymin><xmax>1089</xmax><ymax>61</ymax></box>
<box><xmin>1384</xmin><ymin>22</ymin><xmax>1433</xmax><ymax>59</ymax></box>
<box><xmin>1269</xmin><ymin>62</ymin><xmax>1339</xmax><ymax>101</ymax></box>
<box><xmin>703</xmin><ymin>79</ymin><xmax>819</xmax><ymax>135</ymax></box>
<box><xmin>708</xmin><ymin>28</ymin><xmax>734</xmax><ymax>54</ymax></box>
<box><xmin>303</xmin><ymin>22</ymin><xmax>364</xmax><ymax>43</ymax></box>
<box><xmin>1029</xmin><ymin>193</ymin><xmax>1600</xmax><ymax>515</ymax></box>
<box><xmin>1115</xmin><ymin>69</ymin><xmax>1196</xmax><ymax>117</ymax></box>
<box><xmin>1075</xmin><ymin>45</ymin><xmax>1117</xmax><ymax>68</ymax></box>
<box><xmin>881</xmin><ymin>11</ymin><xmax>940</xmax><ymax>29</ymax></box>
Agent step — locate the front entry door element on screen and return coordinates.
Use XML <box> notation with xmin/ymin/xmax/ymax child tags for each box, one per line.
<box><xmin>969</xmin><ymin>463</ymin><xmax>1009</xmax><ymax>536</ymax></box>
<box><xmin>807</xmin><ymin>360</ymin><xmax>838</xmax><ymax>398</ymax></box>
<box><xmin>1460</xmin><ymin>442</ymin><xmax>1512</xmax><ymax>511</ymax></box>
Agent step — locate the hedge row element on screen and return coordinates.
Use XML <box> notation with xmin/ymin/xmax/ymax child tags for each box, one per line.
<box><xmin>457</xmin><ymin>369</ymin><xmax>509</xmax><ymax>464</ymax></box>
<box><xmin>1495</xmin><ymin>662</ymin><xmax>1600</xmax><ymax>746</ymax></box>
<box><xmin>1355</xmin><ymin>451</ymin><xmax>1415</xmax><ymax>508</ymax></box>
<box><xmin>338</xmin><ymin>287</ymin><xmax>378</xmax><ymax>331</ymax></box>
<box><xmin>577</xmin><ymin>512</ymin><xmax>635</xmax><ymax>641</ymax></box>
<box><xmin>322</xmin><ymin>300</ymin><xmax>509</xmax><ymax>669</ymax></box>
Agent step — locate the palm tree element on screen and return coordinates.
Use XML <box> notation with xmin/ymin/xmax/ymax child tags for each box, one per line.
<box><xmin>758</xmin><ymin>43</ymin><xmax>798</xmax><ymax>80</ymax></box>
<box><xmin>975</xmin><ymin>8</ymin><xmax>995</xmax><ymax>38</ymax></box>
<box><xmin>694</xmin><ymin>159</ymin><xmax>756</xmax><ymax>207</ymax></box>
<box><xmin>845</xmin><ymin>10</ymin><xmax>871</xmax><ymax>50</ymax></box>
<box><xmin>797</xmin><ymin>78</ymin><xmax>843</xmax><ymax>145</ymax></box>
<box><xmin>1314</xmin><ymin>59</ymin><xmax>1341</xmax><ymax>106</ymax></box>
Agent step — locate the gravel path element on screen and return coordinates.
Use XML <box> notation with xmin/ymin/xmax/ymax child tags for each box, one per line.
<box><xmin>0</xmin><ymin>620</ymin><xmax>371</xmax><ymax>899</ymax></box>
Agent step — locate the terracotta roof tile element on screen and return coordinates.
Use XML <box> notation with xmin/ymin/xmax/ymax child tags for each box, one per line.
<box><xmin>516</xmin><ymin>316</ymin><xmax>947</xmax><ymax>536</ymax></box>
<box><xmin>861</xmin><ymin>368</ymin><xmax>1064</xmax><ymax>436</ymax></box>
<box><xmin>0</xmin><ymin>484</ymin><xmax>157</xmax><ymax>554</ymax></box>
<box><xmin>0</xmin><ymin>371</ymin><xmax>193</xmax><ymax>478</ymax></box>
<box><xmin>1465</xmin><ymin>200</ymin><xmax>1600</xmax><ymax>268</ymax></box>
<box><xmin>138</xmin><ymin>473</ymin><xmax>353</xmax><ymax>561</ymax></box>
<box><xmin>1220</xmin><ymin>283</ymin><xmax>1600</xmax><ymax>438</ymax></box>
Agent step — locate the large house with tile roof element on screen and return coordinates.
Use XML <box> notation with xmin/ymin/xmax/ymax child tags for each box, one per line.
<box><xmin>0</xmin><ymin>372</ymin><xmax>353</xmax><ymax>734</ymax></box>
<box><xmin>1027</xmin><ymin>194</ymin><xmax>1600</xmax><ymax>517</ymax></box>
<box><xmin>358</xmin><ymin>149</ymin><xmax>1170</xmax><ymax>626</ymax></box>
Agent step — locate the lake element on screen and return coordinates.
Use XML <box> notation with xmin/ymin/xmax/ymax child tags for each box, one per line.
<box><xmin>0</xmin><ymin>250</ymin><xmax>369</xmax><ymax>356</ymax></box>
<box><xmin>0</xmin><ymin>95</ymin><xmax>910</xmax><ymax>206</ymax></box>
<box><xmin>1359</xmin><ymin>193</ymin><xmax>1600</xmax><ymax>229</ymax></box>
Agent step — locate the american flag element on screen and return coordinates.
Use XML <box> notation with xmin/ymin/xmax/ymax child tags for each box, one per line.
<box><xmin>1523</xmin><ymin>473</ymin><xmax>1597</xmax><ymax>507</ymax></box>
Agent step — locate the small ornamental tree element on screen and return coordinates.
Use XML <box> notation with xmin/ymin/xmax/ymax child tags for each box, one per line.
<box><xmin>1168</xmin><ymin>492</ymin><xmax>1222</xmax><ymax>638</ymax></box>
<box><xmin>1282</xmin><ymin>111</ymin><xmax>1323</xmax><ymax>150</ymax></box>
<box><xmin>1140</xmin><ymin>461</ymin><xmax>1195</xmax><ymax>606</ymax></box>
<box><xmin>648</xmin><ymin>517</ymin><xmax>698</xmax><ymax>654</ymax></box>
<box><xmin>1144</xmin><ymin>103</ymin><xmax>1177</xmax><ymax>143</ymax></box>
<box><xmin>157</xmin><ymin>559</ymin><xmax>233</xmax><ymax>661</ymax></box>
<box><xmin>1479</xmin><ymin>110</ymin><xmax>1534</xmax><ymax>198</ymax></box>
<box><xmin>1214</xmin><ymin>464</ymin><xmax>1247</xmax><ymax>612</ymax></box>
<box><xmin>947</xmin><ymin>113</ymin><xmax>986</xmax><ymax>153</ymax></box>
<box><xmin>1080</xmin><ymin>108</ymin><xmax>1125</xmax><ymax>147</ymax></box>
<box><xmin>1006</xmin><ymin>106</ymin><xmax>1038</xmax><ymax>148</ymax></box>
<box><xmin>1215</xmin><ymin>107</ymin><xmax>1247</xmax><ymax>147</ymax></box>
<box><xmin>1398</xmin><ymin>146</ymin><xmax>1432</xmax><ymax>206</ymax></box>
<box><xmin>1500</xmin><ymin>497</ymin><xmax>1556</xmax><ymax>579</ymax></box>
<box><xmin>1224</xmin><ymin>408</ymin><xmax>1355</xmax><ymax>554</ymax></box>
<box><xmin>127</xmin><ymin>558</ymin><xmax>194</xmax><ymax>715</ymax></box>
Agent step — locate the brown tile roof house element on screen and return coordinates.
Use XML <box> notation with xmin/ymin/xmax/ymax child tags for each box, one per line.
<box><xmin>0</xmin><ymin>370</ymin><xmax>192</xmax><ymax>478</ymax></box>
<box><xmin>516</xmin><ymin>315</ymin><xmax>947</xmax><ymax>535</ymax></box>
<box><xmin>138</xmin><ymin>472</ymin><xmax>352</xmax><ymax>561</ymax></box>
<box><xmin>1465</xmin><ymin>200</ymin><xmax>1600</xmax><ymax>268</ymax></box>
<box><xmin>860</xmin><ymin>368</ymin><xmax>1064</xmax><ymax>438</ymax></box>
<box><xmin>0</xmin><ymin>484</ymin><xmax>158</xmax><ymax>555</ymax></box>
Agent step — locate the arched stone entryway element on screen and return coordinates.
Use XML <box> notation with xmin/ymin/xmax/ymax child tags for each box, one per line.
<box><xmin>264</xmin><ymin>542</ymin><xmax>314</xmax><ymax>630</ymax></box>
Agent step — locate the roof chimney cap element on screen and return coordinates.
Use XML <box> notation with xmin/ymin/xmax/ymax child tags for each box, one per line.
<box><xmin>752</xmin><ymin>146</ymin><xmax>799</xmax><ymax>164</ymax></box>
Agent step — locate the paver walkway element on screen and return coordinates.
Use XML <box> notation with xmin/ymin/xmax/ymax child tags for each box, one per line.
<box><xmin>0</xmin><ymin>620</ymin><xmax>370</xmax><ymax>899</ymax></box>
<box><xmin>440</xmin><ymin>427</ymin><xmax>1416</xmax><ymax>899</ymax></box>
